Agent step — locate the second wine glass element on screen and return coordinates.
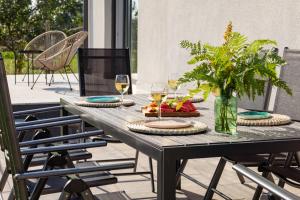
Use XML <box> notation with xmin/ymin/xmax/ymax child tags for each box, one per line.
<box><xmin>115</xmin><ymin>74</ymin><xmax>130</xmax><ymax>103</ymax></box>
<box><xmin>151</xmin><ymin>83</ymin><xmax>168</xmax><ymax>120</ymax></box>
<box><xmin>168</xmin><ymin>73</ymin><xmax>181</xmax><ymax>98</ymax></box>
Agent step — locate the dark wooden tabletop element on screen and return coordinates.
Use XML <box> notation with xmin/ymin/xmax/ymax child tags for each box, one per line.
<box><xmin>61</xmin><ymin>94</ymin><xmax>300</xmax><ymax>157</ymax></box>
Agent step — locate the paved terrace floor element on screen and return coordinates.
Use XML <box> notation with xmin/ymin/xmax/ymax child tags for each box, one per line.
<box><xmin>5</xmin><ymin>74</ymin><xmax>300</xmax><ymax>199</ymax></box>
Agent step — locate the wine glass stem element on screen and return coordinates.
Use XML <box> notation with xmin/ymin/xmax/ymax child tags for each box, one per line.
<box><xmin>174</xmin><ymin>90</ymin><xmax>177</xmax><ymax>99</ymax></box>
<box><xmin>158</xmin><ymin>103</ymin><xmax>162</xmax><ymax>120</ymax></box>
<box><xmin>121</xmin><ymin>93</ymin><xmax>124</xmax><ymax>104</ymax></box>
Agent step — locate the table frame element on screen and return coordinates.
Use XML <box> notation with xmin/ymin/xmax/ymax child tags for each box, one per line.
<box><xmin>60</xmin><ymin>97</ymin><xmax>300</xmax><ymax>200</ymax></box>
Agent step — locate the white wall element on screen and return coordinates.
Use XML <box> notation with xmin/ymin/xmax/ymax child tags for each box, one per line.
<box><xmin>88</xmin><ymin>0</ymin><xmax>112</xmax><ymax>48</ymax></box>
<box><xmin>137</xmin><ymin>0</ymin><xmax>300</xmax><ymax>89</ymax></box>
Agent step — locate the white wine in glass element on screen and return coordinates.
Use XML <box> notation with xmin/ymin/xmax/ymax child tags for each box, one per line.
<box><xmin>151</xmin><ymin>83</ymin><xmax>168</xmax><ymax>120</ymax></box>
<box><xmin>115</xmin><ymin>74</ymin><xmax>130</xmax><ymax>103</ymax></box>
<box><xmin>168</xmin><ymin>73</ymin><xmax>181</xmax><ymax>98</ymax></box>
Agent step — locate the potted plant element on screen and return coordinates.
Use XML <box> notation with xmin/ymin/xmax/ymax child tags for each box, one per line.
<box><xmin>179</xmin><ymin>22</ymin><xmax>292</xmax><ymax>134</ymax></box>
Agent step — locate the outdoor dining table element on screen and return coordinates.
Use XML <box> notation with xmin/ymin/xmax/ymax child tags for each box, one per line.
<box><xmin>60</xmin><ymin>94</ymin><xmax>300</xmax><ymax>200</ymax></box>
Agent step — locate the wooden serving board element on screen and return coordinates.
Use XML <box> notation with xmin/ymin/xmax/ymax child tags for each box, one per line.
<box><xmin>142</xmin><ymin>108</ymin><xmax>200</xmax><ymax>117</ymax></box>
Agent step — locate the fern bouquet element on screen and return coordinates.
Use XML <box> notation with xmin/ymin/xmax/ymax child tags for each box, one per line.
<box><xmin>179</xmin><ymin>22</ymin><xmax>291</xmax><ymax>134</ymax></box>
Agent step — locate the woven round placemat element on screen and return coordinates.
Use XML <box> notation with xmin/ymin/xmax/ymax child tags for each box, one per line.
<box><xmin>74</xmin><ymin>99</ymin><xmax>135</xmax><ymax>108</ymax></box>
<box><xmin>237</xmin><ymin>114</ymin><xmax>291</xmax><ymax>126</ymax></box>
<box><xmin>127</xmin><ymin>120</ymin><xmax>208</xmax><ymax>135</ymax></box>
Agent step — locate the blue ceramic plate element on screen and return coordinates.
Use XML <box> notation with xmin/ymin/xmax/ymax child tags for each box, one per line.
<box><xmin>86</xmin><ymin>96</ymin><xmax>120</xmax><ymax>103</ymax></box>
<box><xmin>238</xmin><ymin>111</ymin><xmax>271</xmax><ymax>120</ymax></box>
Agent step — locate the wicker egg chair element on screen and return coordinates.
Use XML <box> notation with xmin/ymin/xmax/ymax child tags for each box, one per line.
<box><xmin>32</xmin><ymin>31</ymin><xmax>88</xmax><ymax>90</ymax></box>
<box><xmin>20</xmin><ymin>31</ymin><xmax>67</xmax><ymax>84</ymax></box>
<box><xmin>24</xmin><ymin>30</ymin><xmax>67</xmax><ymax>60</ymax></box>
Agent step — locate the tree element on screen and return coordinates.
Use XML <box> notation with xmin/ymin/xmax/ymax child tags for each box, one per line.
<box><xmin>31</xmin><ymin>0</ymin><xmax>83</xmax><ymax>36</ymax></box>
<box><xmin>0</xmin><ymin>0</ymin><xmax>32</xmax><ymax>72</ymax></box>
<box><xmin>0</xmin><ymin>0</ymin><xmax>83</xmax><ymax>73</ymax></box>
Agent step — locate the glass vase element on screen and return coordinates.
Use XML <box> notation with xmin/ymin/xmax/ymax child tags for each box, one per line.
<box><xmin>214</xmin><ymin>95</ymin><xmax>237</xmax><ymax>134</ymax></box>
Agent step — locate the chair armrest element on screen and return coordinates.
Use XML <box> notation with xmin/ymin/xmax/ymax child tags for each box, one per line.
<box><xmin>21</xmin><ymin>141</ymin><xmax>106</xmax><ymax>155</ymax></box>
<box><xmin>15</xmin><ymin>115</ymin><xmax>80</xmax><ymax>127</ymax></box>
<box><xmin>14</xmin><ymin>162</ymin><xmax>135</xmax><ymax>180</ymax></box>
<box><xmin>19</xmin><ymin>130</ymin><xmax>104</xmax><ymax>147</ymax></box>
<box><xmin>16</xmin><ymin>118</ymin><xmax>82</xmax><ymax>131</ymax></box>
<box><xmin>233</xmin><ymin>164</ymin><xmax>300</xmax><ymax>200</ymax></box>
<box><xmin>13</xmin><ymin>106</ymin><xmax>63</xmax><ymax>116</ymax></box>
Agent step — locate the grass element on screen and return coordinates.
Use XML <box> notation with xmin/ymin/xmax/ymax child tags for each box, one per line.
<box><xmin>2</xmin><ymin>51</ymin><xmax>79</xmax><ymax>75</ymax></box>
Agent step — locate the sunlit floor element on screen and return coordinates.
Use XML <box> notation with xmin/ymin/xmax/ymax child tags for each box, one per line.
<box><xmin>7</xmin><ymin>73</ymin><xmax>139</xmax><ymax>104</ymax></box>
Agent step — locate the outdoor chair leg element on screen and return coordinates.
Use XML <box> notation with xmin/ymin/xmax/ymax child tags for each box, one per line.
<box><xmin>236</xmin><ymin>171</ymin><xmax>246</xmax><ymax>184</ymax></box>
<box><xmin>49</xmin><ymin>71</ymin><xmax>54</xmax><ymax>86</ymax></box>
<box><xmin>21</xmin><ymin>72</ymin><xmax>27</xmax><ymax>82</ymax></box>
<box><xmin>252</xmin><ymin>170</ymin><xmax>270</xmax><ymax>200</ymax></box>
<box><xmin>68</xmin><ymin>65</ymin><xmax>79</xmax><ymax>81</ymax></box>
<box><xmin>64</xmin><ymin>66</ymin><xmax>73</xmax><ymax>90</ymax></box>
<box><xmin>31</xmin><ymin>68</ymin><xmax>45</xmax><ymax>89</ymax></box>
<box><xmin>203</xmin><ymin>157</ymin><xmax>227</xmax><ymax>200</ymax></box>
<box><xmin>59</xmin><ymin>71</ymin><xmax>65</xmax><ymax>80</ymax></box>
<box><xmin>148</xmin><ymin>157</ymin><xmax>155</xmax><ymax>193</ymax></box>
<box><xmin>7</xmin><ymin>190</ymin><xmax>15</xmax><ymax>200</ymax></box>
<box><xmin>45</xmin><ymin>70</ymin><xmax>48</xmax><ymax>85</ymax></box>
<box><xmin>0</xmin><ymin>168</ymin><xmax>8</xmax><ymax>192</ymax></box>
<box><xmin>176</xmin><ymin>159</ymin><xmax>188</xmax><ymax>187</ymax></box>
<box><xmin>133</xmin><ymin>151</ymin><xmax>139</xmax><ymax>173</ymax></box>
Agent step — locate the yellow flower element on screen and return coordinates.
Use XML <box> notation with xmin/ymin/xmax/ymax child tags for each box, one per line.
<box><xmin>224</xmin><ymin>21</ymin><xmax>233</xmax><ymax>44</ymax></box>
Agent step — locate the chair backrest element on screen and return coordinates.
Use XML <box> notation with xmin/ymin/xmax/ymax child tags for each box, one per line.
<box><xmin>34</xmin><ymin>31</ymin><xmax>88</xmax><ymax>70</ymax></box>
<box><xmin>78</xmin><ymin>48</ymin><xmax>132</xmax><ymax>96</ymax></box>
<box><xmin>237</xmin><ymin>82</ymin><xmax>272</xmax><ymax>111</ymax></box>
<box><xmin>237</xmin><ymin>48</ymin><xmax>279</xmax><ymax>111</ymax></box>
<box><xmin>0</xmin><ymin>53</ymin><xmax>28</xmax><ymax>198</ymax></box>
<box><xmin>273</xmin><ymin>47</ymin><xmax>300</xmax><ymax>121</ymax></box>
<box><xmin>24</xmin><ymin>31</ymin><xmax>67</xmax><ymax>60</ymax></box>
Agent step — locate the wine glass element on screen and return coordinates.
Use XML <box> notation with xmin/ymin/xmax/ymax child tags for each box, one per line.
<box><xmin>151</xmin><ymin>83</ymin><xmax>168</xmax><ymax>120</ymax></box>
<box><xmin>115</xmin><ymin>74</ymin><xmax>130</xmax><ymax>104</ymax></box>
<box><xmin>168</xmin><ymin>73</ymin><xmax>181</xmax><ymax>98</ymax></box>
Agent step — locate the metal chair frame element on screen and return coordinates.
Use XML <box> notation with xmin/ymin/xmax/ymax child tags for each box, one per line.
<box><xmin>0</xmin><ymin>53</ymin><xmax>134</xmax><ymax>199</ymax></box>
<box><xmin>252</xmin><ymin>47</ymin><xmax>300</xmax><ymax>199</ymax></box>
<box><xmin>233</xmin><ymin>164</ymin><xmax>300</xmax><ymax>200</ymax></box>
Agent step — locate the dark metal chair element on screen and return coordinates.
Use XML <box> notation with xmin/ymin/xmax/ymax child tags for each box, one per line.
<box><xmin>233</xmin><ymin>164</ymin><xmax>300</xmax><ymax>200</ymax></box>
<box><xmin>78</xmin><ymin>48</ymin><xmax>132</xmax><ymax>96</ymax></box>
<box><xmin>0</xmin><ymin>53</ymin><xmax>134</xmax><ymax>199</ymax></box>
<box><xmin>0</xmin><ymin>59</ymin><xmax>95</xmax><ymax>193</ymax></box>
<box><xmin>78</xmin><ymin>48</ymin><xmax>155</xmax><ymax>192</ymax></box>
<box><xmin>252</xmin><ymin>47</ymin><xmax>300</xmax><ymax>199</ymax></box>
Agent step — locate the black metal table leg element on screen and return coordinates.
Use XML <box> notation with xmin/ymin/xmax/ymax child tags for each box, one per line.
<box><xmin>157</xmin><ymin>152</ymin><xmax>176</xmax><ymax>200</ymax></box>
